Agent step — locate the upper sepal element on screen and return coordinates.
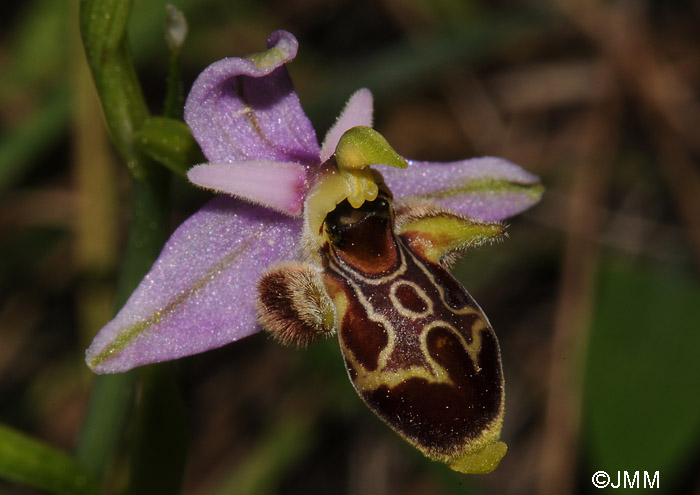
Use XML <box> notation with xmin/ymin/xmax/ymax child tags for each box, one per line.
<box><xmin>381</xmin><ymin>156</ymin><xmax>543</xmax><ymax>222</ymax></box>
<box><xmin>85</xmin><ymin>196</ymin><xmax>302</xmax><ymax>373</ymax></box>
<box><xmin>320</xmin><ymin>88</ymin><xmax>374</xmax><ymax>163</ymax></box>
<box><xmin>184</xmin><ymin>30</ymin><xmax>320</xmax><ymax>166</ymax></box>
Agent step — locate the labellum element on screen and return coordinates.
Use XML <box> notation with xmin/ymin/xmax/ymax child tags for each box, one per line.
<box><xmin>258</xmin><ymin>127</ymin><xmax>508</xmax><ymax>473</ymax></box>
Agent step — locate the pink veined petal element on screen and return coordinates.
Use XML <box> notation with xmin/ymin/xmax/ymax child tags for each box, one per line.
<box><xmin>319</xmin><ymin>88</ymin><xmax>374</xmax><ymax>163</ymax></box>
<box><xmin>188</xmin><ymin>161</ymin><xmax>307</xmax><ymax>216</ymax></box>
<box><xmin>85</xmin><ymin>196</ymin><xmax>303</xmax><ymax>373</ymax></box>
<box><xmin>184</xmin><ymin>30</ymin><xmax>320</xmax><ymax>166</ymax></box>
<box><xmin>382</xmin><ymin>156</ymin><xmax>543</xmax><ymax>222</ymax></box>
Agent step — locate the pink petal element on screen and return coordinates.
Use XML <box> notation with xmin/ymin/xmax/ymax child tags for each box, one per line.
<box><xmin>382</xmin><ymin>156</ymin><xmax>543</xmax><ymax>221</ymax></box>
<box><xmin>319</xmin><ymin>88</ymin><xmax>374</xmax><ymax>163</ymax></box>
<box><xmin>188</xmin><ymin>161</ymin><xmax>307</xmax><ymax>216</ymax></box>
<box><xmin>86</xmin><ymin>197</ymin><xmax>303</xmax><ymax>373</ymax></box>
<box><xmin>184</xmin><ymin>30</ymin><xmax>320</xmax><ymax>165</ymax></box>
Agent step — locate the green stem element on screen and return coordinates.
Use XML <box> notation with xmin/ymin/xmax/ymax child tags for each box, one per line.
<box><xmin>79</xmin><ymin>0</ymin><xmax>151</xmax><ymax>178</ymax></box>
<box><xmin>163</xmin><ymin>5</ymin><xmax>188</xmax><ymax>120</ymax></box>
<box><xmin>75</xmin><ymin>175</ymin><xmax>170</xmax><ymax>481</ymax></box>
<box><xmin>75</xmin><ymin>373</ymin><xmax>137</xmax><ymax>479</ymax></box>
<box><xmin>115</xmin><ymin>177</ymin><xmax>170</xmax><ymax>305</ymax></box>
<box><xmin>76</xmin><ymin>183</ymin><xmax>170</xmax><ymax>481</ymax></box>
<box><xmin>127</xmin><ymin>363</ymin><xmax>187</xmax><ymax>495</ymax></box>
<box><xmin>76</xmin><ymin>0</ymin><xmax>176</xmax><ymax>486</ymax></box>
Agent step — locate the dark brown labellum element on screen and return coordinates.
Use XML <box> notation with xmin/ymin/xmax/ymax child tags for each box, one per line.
<box><xmin>320</xmin><ymin>197</ymin><xmax>506</xmax><ymax>473</ymax></box>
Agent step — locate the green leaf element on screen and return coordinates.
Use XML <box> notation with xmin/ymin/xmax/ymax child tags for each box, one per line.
<box><xmin>136</xmin><ymin>117</ymin><xmax>203</xmax><ymax>176</ymax></box>
<box><xmin>127</xmin><ymin>364</ymin><xmax>187</xmax><ymax>495</ymax></box>
<box><xmin>1</xmin><ymin>0</ymin><xmax>68</xmax><ymax>95</ymax></box>
<box><xmin>211</xmin><ymin>415</ymin><xmax>314</xmax><ymax>495</ymax></box>
<box><xmin>0</xmin><ymin>423</ymin><xmax>99</xmax><ymax>495</ymax></box>
<box><xmin>75</xmin><ymin>372</ymin><xmax>136</xmax><ymax>480</ymax></box>
<box><xmin>583</xmin><ymin>257</ymin><xmax>700</xmax><ymax>492</ymax></box>
<box><xmin>0</xmin><ymin>88</ymin><xmax>70</xmax><ymax>193</ymax></box>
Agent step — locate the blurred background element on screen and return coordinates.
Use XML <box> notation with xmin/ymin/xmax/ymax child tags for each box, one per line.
<box><xmin>1</xmin><ymin>0</ymin><xmax>699</xmax><ymax>493</ymax></box>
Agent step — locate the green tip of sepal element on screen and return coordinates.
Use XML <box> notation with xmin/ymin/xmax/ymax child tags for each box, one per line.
<box><xmin>335</xmin><ymin>126</ymin><xmax>408</xmax><ymax>171</ymax></box>
<box><xmin>247</xmin><ymin>48</ymin><xmax>283</xmax><ymax>68</ymax></box>
<box><xmin>448</xmin><ymin>441</ymin><xmax>507</xmax><ymax>474</ymax></box>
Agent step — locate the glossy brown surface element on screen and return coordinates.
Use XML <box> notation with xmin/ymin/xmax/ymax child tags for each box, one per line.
<box><xmin>321</xmin><ymin>197</ymin><xmax>504</xmax><ymax>457</ymax></box>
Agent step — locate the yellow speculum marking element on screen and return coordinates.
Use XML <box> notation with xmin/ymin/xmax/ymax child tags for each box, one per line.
<box><xmin>422</xmin><ymin>319</ymin><xmax>488</xmax><ymax>372</ymax></box>
<box><xmin>331</xmin><ymin>249</ymin><xmax>488</xmax><ymax>393</ymax></box>
<box><xmin>344</xmin><ymin>302</ymin><xmax>488</xmax><ymax>394</ymax></box>
<box><xmin>388</xmin><ymin>280</ymin><xmax>433</xmax><ymax>319</ymax></box>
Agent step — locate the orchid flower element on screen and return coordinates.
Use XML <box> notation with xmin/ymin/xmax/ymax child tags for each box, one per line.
<box><xmin>86</xmin><ymin>31</ymin><xmax>542</xmax><ymax>474</ymax></box>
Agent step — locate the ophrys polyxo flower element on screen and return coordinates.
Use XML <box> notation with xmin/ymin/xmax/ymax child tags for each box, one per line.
<box><xmin>85</xmin><ymin>30</ymin><xmax>543</xmax><ymax>474</ymax></box>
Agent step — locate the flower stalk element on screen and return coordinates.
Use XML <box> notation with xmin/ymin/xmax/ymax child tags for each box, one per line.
<box><xmin>76</xmin><ymin>0</ymin><xmax>179</xmax><ymax>487</ymax></box>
